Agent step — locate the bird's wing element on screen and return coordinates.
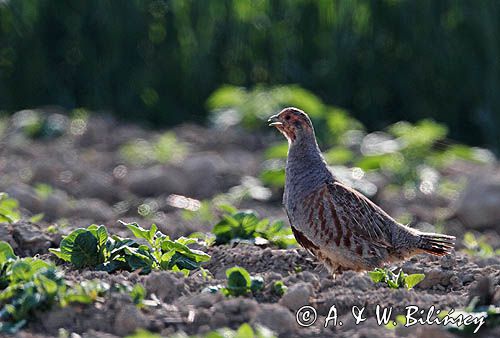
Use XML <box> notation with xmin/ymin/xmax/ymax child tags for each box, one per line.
<box><xmin>324</xmin><ymin>181</ymin><xmax>394</xmax><ymax>248</ymax></box>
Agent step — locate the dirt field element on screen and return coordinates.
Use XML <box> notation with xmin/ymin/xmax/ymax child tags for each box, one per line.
<box><xmin>1</xmin><ymin>112</ymin><xmax>499</xmax><ymax>337</ymax></box>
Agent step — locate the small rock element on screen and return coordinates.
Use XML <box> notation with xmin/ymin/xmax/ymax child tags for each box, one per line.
<box><xmin>12</xmin><ymin>221</ymin><xmax>52</xmax><ymax>255</ymax></box>
<box><xmin>449</xmin><ymin>275</ymin><xmax>462</xmax><ymax>288</ymax></box>
<box><xmin>42</xmin><ymin>307</ymin><xmax>78</xmax><ymax>333</ymax></box>
<box><xmin>468</xmin><ymin>277</ymin><xmax>494</xmax><ymax>306</ymax></box>
<box><xmin>417</xmin><ymin>269</ymin><xmax>454</xmax><ymax>289</ymax></box>
<box><xmin>0</xmin><ymin>223</ymin><xmax>17</xmax><ymax>251</ymax></box>
<box><xmin>210</xmin><ymin>298</ymin><xmax>259</xmax><ymax>328</ymax></box>
<box><xmin>6</xmin><ymin>183</ymin><xmax>42</xmax><ymax>213</ymax></box>
<box><xmin>279</xmin><ymin>282</ymin><xmax>313</xmax><ymax>311</ymax></box>
<box><xmin>440</xmin><ymin>253</ymin><xmax>456</xmax><ymax>269</ymax></box>
<box><xmin>253</xmin><ymin>304</ymin><xmax>296</xmax><ymax>335</ymax></box>
<box><xmin>145</xmin><ymin>271</ymin><xmax>186</xmax><ymax>302</ymax></box>
<box><xmin>345</xmin><ymin>273</ymin><xmax>372</xmax><ymax>291</ymax></box>
<box><xmin>113</xmin><ymin>304</ymin><xmax>148</xmax><ymax>336</ymax></box>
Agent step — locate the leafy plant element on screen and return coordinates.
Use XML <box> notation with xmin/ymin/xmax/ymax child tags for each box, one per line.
<box><xmin>129</xmin><ymin>284</ymin><xmax>146</xmax><ymax>307</ymax></box>
<box><xmin>50</xmin><ymin>223</ymin><xmax>211</xmax><ymax>275</ymax></box>
<box><xmin>34</xmin><ymin>183</ymin><xmax>54</xmax><ymax>200</ymax></box>
<box><xmin>212</xmin><ymin>206</ymin><xmax>296</xmax><ymax>248</ymax></box>
<box><xmin>208</xmin><ymin>85</ymin><xmax>324</xmax><ymax>129</ymax></box>
<box><xmin>126</xmin><ymin>329</ymin><xmax>163</xmax><ymax>338</ymax></box>
<box><xmin>368</xmin><ymin>268</ymin><xmax>425</xmax><ymax>290</ymax></box>
<box><xmin>12</xmin><ymin>110</ymin><xmax>66</xmax><ymax>139</ymax></box>
<box><xmin>0</xmin><ymin>241</ymin><xmax>107</xmax><ymax>333</ymax></box>
<box><xmin>120</xmin><ymin>132</ymin><xmax>188</xmax><ymax>166</ymax></box>
<box><xmin>221</xmin><ymin>266</ymin><xmax>264</xmax><ymax>297</ymax></box>
<box><xmin>0</xmin><ymin>193</ymin><xmax>21</xmax><ymax>223</ymax></box>
<box><xmin>462</xmin><ymin>232</ymin><xmax>500</xmax><ymax>258</ymax></box>
<box><xmin>272</xmin><ymin>281</ymin><xmax>288</xmax><ymax>297</ymax></box>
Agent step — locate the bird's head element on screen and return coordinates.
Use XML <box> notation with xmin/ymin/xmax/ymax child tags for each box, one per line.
<box><xmin>268</xmin><ymin>107</ymin><xmax>314</xmax><ymax>143</ymax></box>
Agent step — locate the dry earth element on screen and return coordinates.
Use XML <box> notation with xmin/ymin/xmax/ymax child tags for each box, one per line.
<box><xmin>1</xmin><ymin>109</ymin><xmax>500</xmax><ymax>337</ymax></box>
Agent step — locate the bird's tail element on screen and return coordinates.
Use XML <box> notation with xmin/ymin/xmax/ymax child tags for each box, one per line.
<box><xmin>416</xmin><ymin>232</ymin><xmax>456</xmax><ymax>256</ymax></box>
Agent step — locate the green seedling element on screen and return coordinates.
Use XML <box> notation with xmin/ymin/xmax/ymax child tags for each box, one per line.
<box><xmin>119</xmin><ymin>132</ymin><xmax>187</xmax><ymax>166</ymax></box>
<box><xmin>129</xmin><ymin>284</ymin><xmax>146</xmax><ymax>307</ymax></box>
<box><xmin>272</xmin><ymin>281</ymin><xmax>288</xmax><ymax>297</ymax></box>
<box><xmin>34</xmin><ymin>183</ymin><xmax>54</xmax><ymax>200</ymax></box>
<box><xmin>463</xmin><ymin>232</ymin><xmax>500</xmax><ymax>258</ymax></box>
<box><xmin>0</xmin><ymin>193</ymin><xmax>21</xmax><ymax>223</ymax></box>
<box><xmin>368</xmin><ymin>267</ymin><xmax>425</xmax><ymax>290</ymax></box>
<box><xmin>222</xmin><ymin>266</ymin><xmax>264</xmax><ymax>297</ymax></box>
<box><xmin>212</xmin><ymin>206</ymin><xmax>296</xmax><ymax>248</ymax></box>
<box><xmin>50</xmin><ymin>222</ymin><xmax>211</xmax><ymax>275</ymax></box>
<box><xmin>0</xmin><ymin>241</ymin><xmax>107</xmax><ymax>333</ymax></box>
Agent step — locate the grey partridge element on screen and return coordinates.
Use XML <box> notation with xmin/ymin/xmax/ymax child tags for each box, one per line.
<box><xmin>268</xmin><ymin>107</ymin><xmax>455</xmax><ymax>274</ymax></box>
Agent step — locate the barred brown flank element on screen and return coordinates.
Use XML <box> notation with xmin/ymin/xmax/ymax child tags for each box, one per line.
<box><xmin>291</xmin><ymin>225</ymin><xmax>319</xmax><ymax>255</ymax></box>
<box><xmin>271</xmin><ymin>107</ymin><xmax>456</xmax><ymax>274</ymax></box>
<box><xmin>329</xmin><ymin>201</ymin><xmax>342</xmax><ymax>247</ymax></box>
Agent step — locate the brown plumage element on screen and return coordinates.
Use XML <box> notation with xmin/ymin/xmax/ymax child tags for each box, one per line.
<box><xmin>268</xmin><ymin>107</ymin><xmax>455</xmax><ymax>274</ymax></box>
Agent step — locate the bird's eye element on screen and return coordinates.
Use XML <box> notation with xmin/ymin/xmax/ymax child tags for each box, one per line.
<box><xmin>285</xmin><ymin>115</ymin><xmax>291</xmax><ymax>120</ymax></box>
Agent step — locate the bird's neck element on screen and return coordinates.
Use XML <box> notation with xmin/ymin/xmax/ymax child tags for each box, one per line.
<box><xmin>287</xmin><ymin>134</ymin><xmax>324</xmax><ymax>167</ymax></box>
<box><xmin>285</xmin><ymin>133</ymin><xmax>334</xmax><ymax>201</ymax></box>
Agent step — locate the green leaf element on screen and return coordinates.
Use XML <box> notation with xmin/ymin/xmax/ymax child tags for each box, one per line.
<box><xmin>218</xmin><ymin>204</ymin><xmax>238</xmax><ymax>214</ymax></box>
<box><xmin>188</xmin><ymin>249</ymin><xmax>211</xmax><ymax>262</ymax></box>
<box><xmin>250</xmin><ymin>276</ymin><xmax>264</xmax><ymax>293</ymax></box>
<box><xmin>235</xmin><ymin>323</ymin><xmax>254</xmax><ymax>338</ymax></box>
<box><xmin>395</xmin><ymin>269</ymin><xmax>405</xmax><ymax>287</ymax></box>
<box><xmin>70</xmin><ymin>231</ymin><xmax>99</xmax><ymax>268</ymax></box>
<box><xmin>0</xmin><ymin>320</ymin><xmax>27</xmax><ymax>334</ymax></box>
<box><xmin>56</xmin><ymin>228</ymin><xmax>88</xmax><ymax>257</ymax></box>
<box><xmin>264</xmin><ymin>142</ymin><xmax>288</xmax><ymax>159</ymax></box>
<box><xmin>165</xmin><ymin>252</ymin><xmax>199</xmax><ymax>270</ymax></box>
<box><xmin>226</xmin><ymin>266</ymin><xmax>251</xmax><ymax>296</ymax></box>
<box><xmin>123</xmin><ymin>246</ymin><xmax>154</xmax><ymax>273</ymax></box>
<box><xmin>130</xmin><ymin>284</ymin><xmax>146</xmax><ymax>305</ymax></box>
<box><xmin>95</xmin><ymin>225</ymin><xmax>109</xmax><ymax>248</ymax></box>
<box><xmin>63</xmin><ymin>293</ymin><xmax>93</xmax><ymax>304</ymax></box>
<box><xmin>36</xmin><ymin>275</ymin><xmax>59</xmax><ymax>296</ymax></box>
<box><xmin>0</xmin><ymin>194</ymin><xmax>21</xmax><ymax>224</ymax></box>
<box><xmin>175</xmin><ymin>236</ymin><xmax>198</xmax><ymax>246</ymax></box>
<box><xmin>10</xmin><ymin>261</ymin><xmax>34</xmax><ymax>281</ymax></box>
<box><xmin>404</xmin><ymin>274</ymin><xmax>425</xmax><ymax>290</ymax></box>
<box><xmin>273</xmin><ymin>281</ymin><xmax>287</xmax><ymax>296</ymax></box>
<box><xmin>0</xmin><ymin>241</ymin><xmax>16</xmax><ymax>263</ymax></box>
<box><xmin>96</xmin><ymin>259</ymin><xmax>129</xmax><ymax>273</ymax></box>
<box><xmin>124</xmin><ymin>222</ymin><xmax>155</xmax><ymax>244</ymax></box>
<box><xmin>48</xmin><ymin>248</ymin><xmax>71</xmax><ymax>262</ymax></box>
<box><xmin>29</xmin><ymin>213</ymin><xmax>44</xmax><ymax>223</ymax></box>
<box><xmin>124</xmin><ymin>329</ymin><xmax>163</xmax><ymax>338</ymax></box>
<box><xmin>368</xmin><ymin>271</ymin><xmax>385</xmax><ymax>283</ymax></box>
<box><xmin>387</xmin><ymin>280</ymin><xmax>399</xmax><ymax>289</ymax></box>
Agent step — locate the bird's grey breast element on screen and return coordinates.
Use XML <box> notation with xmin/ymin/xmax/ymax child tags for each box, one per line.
<box><xmin>284</xmin><ymin>161</ymin><xmax>333</xmax><ymax>227</ymax></box>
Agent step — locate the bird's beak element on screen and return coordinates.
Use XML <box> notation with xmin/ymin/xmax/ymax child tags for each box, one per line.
<box><xmin>268</xmin><ymin>114</ymin><xmax>282</xmax><ymax>127</ymax></box>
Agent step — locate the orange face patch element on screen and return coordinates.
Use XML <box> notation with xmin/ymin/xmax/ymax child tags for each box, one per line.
<box><xmin>274</xmin><ymin>108</ymin><xmax>312</xmax><ymax>141</ymax></box>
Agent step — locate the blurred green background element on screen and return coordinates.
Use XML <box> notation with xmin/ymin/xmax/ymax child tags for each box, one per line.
<box><xmin>1</xmin><ymin>0</ymin><xmax>499</xmax><ymax>151</ymax></box>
